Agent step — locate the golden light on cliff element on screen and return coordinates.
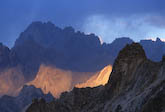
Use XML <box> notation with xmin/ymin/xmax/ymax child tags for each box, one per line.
<box><xmin>75</xmin><ymin>65</ymin><xmax>112</xmax><ymax>88</ymax></box>
<box><xmin>28</xmin><ymin>64</ymin><xmax>73</xmax><ymax>98</ymax></box>
<box><xmin>0</xmin><ymin>67</ymin><xmax>25</xmax><ymax>96</ymax></box>
<box><xmin>27</xmin><ymin>64</ymin><xmax>112</xmax><ymax>98</ymax></box>
<box><xmin>27</xmin><ymin>64</ymin><xmax>97</xmax><ymax>98</ymax></box>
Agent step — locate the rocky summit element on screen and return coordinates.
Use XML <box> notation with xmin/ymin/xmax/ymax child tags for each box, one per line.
<box><xmin>26</xmin><ymin>43</ymin><xmax>165</xmax><ymax>112</ymax></box>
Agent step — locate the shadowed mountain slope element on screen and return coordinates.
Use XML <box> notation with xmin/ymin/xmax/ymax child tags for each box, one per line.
<box><xmin>11</xmin><ymin>22</ymin><xmax>130</xmax><ymax>80</ymax></box>
<box><xmin>0</xmin><ymin>85</ymin><xmax>53</xmax><ymax>112</ymax></box>
<box><xmin>26</xmin><ymin>43</ymin><xmax>165</xmax><ymax>112</ymax></box>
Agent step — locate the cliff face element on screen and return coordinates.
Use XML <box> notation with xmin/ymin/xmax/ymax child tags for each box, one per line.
<box><xmin>27</xmin><ymin>64</ymin><xmax>73</xmax><ymax>98</ymax></box>
<box><xmin>26</xmin><ymin>43</ymin><xmax>165</xmax><ymax>112</ymax></box>
<box><xmin>28</xmin><ymin>64</ymin><xmax>112</xmax><ymax>98</ymax></box>
<box><xmin>0</xmin><ymin>66</ymin><xmax>25</xmax><ymax>96</ymax></box>
<box><xmin>102</xmin><ymin>43</ymin><xmax>163</xmax><ymax>112</ymax></box>
<box><xmin>105</xmin><ymin>43</ymin><xmax>147</xmax><ymax>98</ymax></box>
<box><xmin>75</xmin><ymin>65</ymin><xmax>112</xmax><ymax>88</ymax></box>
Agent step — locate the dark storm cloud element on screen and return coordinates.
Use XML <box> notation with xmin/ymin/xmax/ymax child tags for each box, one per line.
<box><xmin>0</xmin><ymin>0</ymin><xmax>165</xmax><ymax>47</ymax></box>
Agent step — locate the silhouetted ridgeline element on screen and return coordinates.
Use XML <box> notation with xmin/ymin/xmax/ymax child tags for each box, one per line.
<box><xmin>11</xmin><ymin>21</ymin><xmax>165</xmax><ymax>80</ymax></box>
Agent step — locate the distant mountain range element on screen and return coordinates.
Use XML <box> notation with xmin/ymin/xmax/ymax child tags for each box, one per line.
<box><xmin>0</xmin><ymin>21</ymin><xmax>165</xmax><ymax>112</ymax></box>
<box><xmin>1</xmin><ymin>21</ymin><xmax>165</xmax><ymax>96</ymax></box>
<box><xmin>7</xmin><ymin>22</ymin><xmax>165</xmax><ymax>79</ymax></box>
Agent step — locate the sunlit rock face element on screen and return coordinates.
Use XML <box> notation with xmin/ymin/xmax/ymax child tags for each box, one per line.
<box><xmin>27</xmin><ymin>64</ymin><xmax>100</xmax><ymax>98</ymax></box>
<box><xmin>0</xmin><ymin>66</ymin><xmax>25</xmax><ymax>96</ymax></box>
<box><xmin>75</xmin><ymin>65</ymin><xmax>112</xmax><ymax>88</ymax></box>
<box><xmin>27</xmin><ymin>64</ymin><xmax>112</xmax><ymax>98</ymax></box>
<box><xmin>28</xmin><ymin>64</ymin><xmax>73</xmax><ymax>98</ymax></box>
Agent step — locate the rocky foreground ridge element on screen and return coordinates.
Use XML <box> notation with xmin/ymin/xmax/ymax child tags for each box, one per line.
<box><xmin>26</xmin><ymin>43</ymin><xmax>165</xmax><ymax>112</ymax></box>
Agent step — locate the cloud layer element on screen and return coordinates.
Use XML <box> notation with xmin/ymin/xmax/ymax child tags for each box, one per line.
<box><xmin>82</xmin><ymin>14</ymin><xmax>165</xmax><ymax>42</ymax></box>
<box><xmin>0</xmin><ymin>0</ymin><xmax>165</xmax><ymax>47</ymax></box>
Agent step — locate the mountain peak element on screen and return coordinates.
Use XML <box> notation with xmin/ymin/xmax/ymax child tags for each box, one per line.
<box><xmin>106</xmin><ymin>43</ymin><xmax>147</xmax><ymax>97</ymax></box>
<box><xmin>114</xmin><ymin>43</ymin><xmax>146</xmax><ymax>65</ymax></box>
<box><xmin>111</xmin><ymin>43</ymin><xmax>147</xmax><ymax>77</ymax></box>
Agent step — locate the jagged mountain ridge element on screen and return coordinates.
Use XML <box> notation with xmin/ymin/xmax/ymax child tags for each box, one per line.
<box><xmin>75</xmin><ymin>65</ymin><xmax>112</xmax><ymax>88</ymax></box>
<box><xmin>140</xmin><ymin>38</ymin><xmax>165</xmax><ymax>61</ymax></box>
<box><xmin>0</xmin><ymin>22</ymin><xmax>165</xmax><ymax>112</ymax></box>
<box><xmin>1</xmin><ymin>21</ymin><xmax>165</xmax><ymax>97</ymax></box>
<box><xmin>12</xmin><ymin>21</ymin><xmax>113</xmax><ymax>80</ymax></box>
<box><xmin>12</xmin><ymin>21</ymin><xmax>165</xmax><ymax>80</ymax></box>
<box><xmin>26</xmin><ymin>43</ymin><xmax>165</xmax><ymax>112</ymax></box>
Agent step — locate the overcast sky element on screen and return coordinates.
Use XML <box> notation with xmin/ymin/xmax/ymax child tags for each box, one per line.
<box><xmin>1</xmin><ymin>0</ymin><xmax>165</xmax><ymax>47</ymax></box>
